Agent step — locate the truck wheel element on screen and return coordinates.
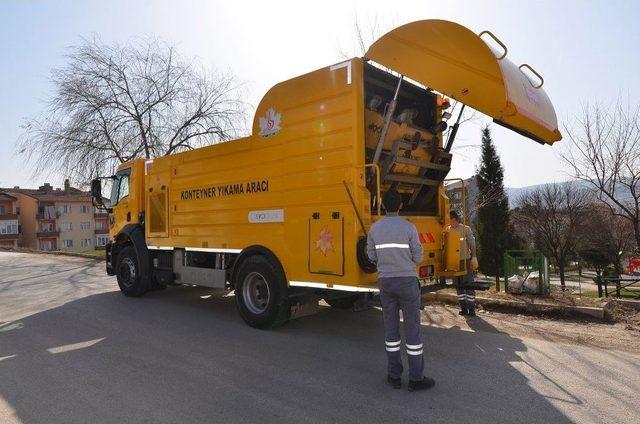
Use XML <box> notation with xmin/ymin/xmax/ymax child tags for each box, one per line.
<box><xmin>357</xmin><ymin>237</ymin><xmax>377</xmax><ymax>274</ymax></box>
<box><xmin>116</xmin><ymin>246</ymin><xmax>150</xmax><ymax>297</ymax></box>
<box><xmin>234</xmin><ymin>255</ymin><xmax>290</xmax><ymax>329</ymax></box>
<box><xmin>325</xmin><ymin>294</ymin><xmax>360</xmax><ymax>309</ymax></box>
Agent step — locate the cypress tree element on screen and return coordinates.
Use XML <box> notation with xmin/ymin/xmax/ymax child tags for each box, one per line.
<box><xmin>476</xmin><ymin>125</ymin><xmax>512</xmax><ymax>289</ymax></box>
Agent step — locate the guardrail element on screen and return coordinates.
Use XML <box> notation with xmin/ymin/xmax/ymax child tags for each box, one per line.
<box><xmin>594</xmin><ymin>276</ymin><xmax>640</xmax><ymax>299</ymax></box>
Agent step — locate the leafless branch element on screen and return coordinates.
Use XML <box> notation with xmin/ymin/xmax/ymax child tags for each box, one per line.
<box><xmin>18</xmin><ymin>36</ymin><xmax>248</xmax><ymax>185</ymax></box>
<box><xmin>560</xmin><ymin>98</ymin><xmax>640</xmax><ymax>249</ymax></box>
<box><xmin>513</xmin><ymin>182</ymin><xmax>592</xmax><ymax>288</ymax></box>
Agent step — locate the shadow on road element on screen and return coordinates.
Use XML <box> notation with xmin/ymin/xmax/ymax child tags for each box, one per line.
<box><xmin>0</xmin><ymin>286</ymin><xmax>577</xmax><ymax>423</ymax></box>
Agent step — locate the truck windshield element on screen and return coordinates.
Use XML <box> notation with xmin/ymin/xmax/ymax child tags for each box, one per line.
<box><xmin>110</xmin><ymin>168</ymin><xmax>131</xmax><ymax>206</ymax></box>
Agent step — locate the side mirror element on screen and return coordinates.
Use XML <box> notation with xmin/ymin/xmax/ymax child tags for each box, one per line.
<box><xmin>91</xmin><ymin>179</ymin><xmax>103</xmax><ymax>207</ymax></box>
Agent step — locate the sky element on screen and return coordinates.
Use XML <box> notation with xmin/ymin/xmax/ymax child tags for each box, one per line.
<box><xmin>1</xmin><ymin>0</ymin><xmax>639</xmax><ymax>189</ymax></box>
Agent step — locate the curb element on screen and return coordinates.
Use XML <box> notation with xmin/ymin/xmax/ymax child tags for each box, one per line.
<box><xmin>0</xmin><ymin>247</ymin><xmax>103</xmax><ymax>261</ymax></box>
<box><xmin>424</xmin><ymin>291</ymin><xmax>606</xmax><ymax>320</ymax></box>
<box><xmin>605</xmin><ymin>298</ymin><xmax>640</xmax><ymax>311</ymax></box>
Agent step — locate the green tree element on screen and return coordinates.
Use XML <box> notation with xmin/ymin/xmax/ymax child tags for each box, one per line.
<box><xmin>476</xmin><ymin>125</ymin><xmax>512</xmax><ymax>289</ymax></box>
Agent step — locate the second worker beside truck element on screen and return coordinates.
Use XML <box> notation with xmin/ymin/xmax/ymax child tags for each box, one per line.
<box><xmin>367</xmin><ymin>189</ymin><xmax>436</xmax><ymax>392</ymax></box>
<box><xmin>447</xmin><ymin>210</ymin><xmax>479</xmax><ymax>316</ymax></box>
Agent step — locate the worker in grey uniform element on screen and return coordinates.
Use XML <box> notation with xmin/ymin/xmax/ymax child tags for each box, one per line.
<box><xmin>367</xmin><ymin>189</ymin><xmax>435</xmax><ymax>392</ymax></box>
<box><xmin>448</xmin><ymin>210</ymin><xmax>479</xmax><ymax>316</ymax></box>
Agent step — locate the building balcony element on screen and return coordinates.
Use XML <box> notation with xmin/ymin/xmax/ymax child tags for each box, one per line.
<box><xmin>0</xmin><ymin>213</ymin><xmax>19</xmax><ymax>220</ymax></box>
<box><xmin>0</xmin><ymin>233</ymin><xmax>20</xmax><ymax>240</ymax></box>
<box><xmin>36</xmin><ymin>213</ymin><xmax>58</xmax><ymax>220</ymax></box>
<box><xmin>37</xmin><ymin>231</ymin><xmax>59</xmax><ymax>238</ymax></box>
<box><xmin>94</xmin><ymin>228</ymin><xmax>109</xmax><ymax>234</ymax></box>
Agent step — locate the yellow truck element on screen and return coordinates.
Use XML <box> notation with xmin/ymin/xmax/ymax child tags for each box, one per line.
<box><xmin>91</xmin><ymin>20</ymin><xmax>561</xmax><ymax>328</ymax></box>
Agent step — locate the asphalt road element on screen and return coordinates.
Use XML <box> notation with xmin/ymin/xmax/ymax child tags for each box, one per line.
<box><xmin>1</xmin><ymin>251</ymin><xmax>639</xmax><ymax>424</ymax></box>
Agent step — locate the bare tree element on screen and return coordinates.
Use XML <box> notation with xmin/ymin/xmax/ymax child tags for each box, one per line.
<box><xmin>513</xmin><ymin>182</ymin><xmax>591</xmax><ymax>290</ymax></box>
<box><xmin>19</xmin><ymin>37</ymin><xmax>247</xmax><ymax>185</ymax></box>
<box><xmin>577</xmin><ymin>204</ymin><xmax>634</xmax><ymax>277</ymax></box>
<box><xmin>336</xmin><ymin>13</ymin><xmax>394</xmax><ymax>59</ymax></box>
<box><xmin>561</xmin><ymin>100</ymin><xmax>640</xmax><ymax>250</ymax></box>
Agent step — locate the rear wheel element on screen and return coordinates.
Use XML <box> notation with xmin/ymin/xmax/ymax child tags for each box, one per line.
<box><xmin>234</xmin><ymin>255</ymin><xmax>290</xmax><ymax>329</ymax></box>
<box><xmin>116</xmin><ymin>246</ymin><xmax>150</xmax><ymax>297</ymax></box>
<box><xmin>324</xmin><ymin>294</ymin><xmax>360</xmax><ymax>309</ymax></box>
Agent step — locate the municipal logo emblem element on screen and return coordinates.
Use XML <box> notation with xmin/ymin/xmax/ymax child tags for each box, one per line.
<box><xmin>315</xmin><ymin>225</ymin><xmax>335</xmax><ymax>256</ymax></box>
<box><xmin>258</xmin><ymin>107</ymin><xmax>282</xmax><ymax>138</ymax></box>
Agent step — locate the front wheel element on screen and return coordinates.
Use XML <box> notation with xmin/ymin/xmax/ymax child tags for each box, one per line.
<box><xmin>234</xmin><ymin>255</ymin><xmax>290</xmax><ymax>329</ymax></box>
<box><xmin>116</xmin><ymin>246</ymin><xmax>150</xmax><ymax>297</ymax></box>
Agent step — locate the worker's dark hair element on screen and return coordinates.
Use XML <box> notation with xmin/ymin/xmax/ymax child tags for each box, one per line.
<box><xmin>449</xmin><ymin>210</ymin><xmax>460</xmax><ymax>221</ymax></box>
<box><xmin>383</xmin><ymin>190</ymin><xmax>403</xmax><ymax>213</ymax></box>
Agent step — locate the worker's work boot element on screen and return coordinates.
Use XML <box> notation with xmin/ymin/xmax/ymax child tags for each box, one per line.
<box><xmin>458</xmin><ymin>309</ymin><xmax>468</xmax><ymax>316</ymax></box>
<box><xmin>467</xmin><ymin>309</ymin><xmax>477</xmax><ymax>317</ymax></box>
<box><xmin>387</xmin><ymin>375</ymin><xmax>401</xmax><ymax>389</ymax></box>
<box><xmin>408</xmin><ymin>376</ymin><xmax>436</xmax><ymax>392</ymax></box>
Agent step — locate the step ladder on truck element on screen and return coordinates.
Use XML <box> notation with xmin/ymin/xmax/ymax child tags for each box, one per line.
<box><xmin>91</xmin><ymin>20</ymin><xmax>562</xmax><ymax>328</ymax></box>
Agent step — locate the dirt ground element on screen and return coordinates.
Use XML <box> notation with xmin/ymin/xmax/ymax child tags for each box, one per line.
<box><xmin>420</xmin><ymin>302</ymin><xmax>640</xmax><ymax>353</ymax></box>
<box><xmin>447</xmin><ymin>285</ymin><xmax>607</xmax><ymax>308</ymax></box>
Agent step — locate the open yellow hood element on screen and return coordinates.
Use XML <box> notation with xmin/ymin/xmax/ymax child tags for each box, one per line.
<box><xmin>365</xmin><ymin>20</ymin><xmax>561</xmax><ymax>144</ymax></box>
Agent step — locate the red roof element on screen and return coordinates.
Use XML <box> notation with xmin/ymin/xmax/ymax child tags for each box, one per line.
<box><xmin>0</xmin><ymin>192</ymin><xmax>17</xmax><ymax>201</ymax></box>
<box><xmin>2</xmin><ymin>187</ymin><xmax>91</xmax><ymax>202</ymax></box>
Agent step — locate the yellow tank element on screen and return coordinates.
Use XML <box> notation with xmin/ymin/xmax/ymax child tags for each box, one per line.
<box><xmin>94</xmin><ymin>19</ymin><xmax>561</xmax><ymax>327</ymax></box>
<box><xmin>443</xmin><ymin>228</ymin><xmax>463</xmax><ymax>272</ymax></box>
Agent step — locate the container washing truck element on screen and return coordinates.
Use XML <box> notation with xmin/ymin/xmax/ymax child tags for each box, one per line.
<box><xmin>91</xmin><ymin>20</ymin><xmax>561</xmax><ymax>328</ymax></box>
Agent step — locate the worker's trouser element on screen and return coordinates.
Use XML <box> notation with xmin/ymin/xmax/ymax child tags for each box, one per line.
<box><xmin>454</xmin><ymin>259</ymin><xmax>475</xmax><ymax>312</ymax></box>
<box><xmin>378</xmin><ymin>276</ymin><xmax>424</xmax><ymax>382</ymax></box>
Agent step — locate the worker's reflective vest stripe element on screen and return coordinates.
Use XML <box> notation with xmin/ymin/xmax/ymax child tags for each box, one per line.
<box><xmin>375</xmin><ymin>243</ymin><xmax>410</xmax><ymax>249</ymax></box>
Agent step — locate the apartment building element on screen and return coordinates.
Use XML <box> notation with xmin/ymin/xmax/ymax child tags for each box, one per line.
<box><xmin>0</xmin><ymin>192</ymin><xmax>20</xmax><ymax>248</ymax></box>
<box><xmin>5</xmin><ymin>180</ymin><xmax>110</xmax><ymax>251</ymax></box>
<box><xmin>445</xmin><ymin>175</ymin><xmax>479</xmax><ymax>224</ymax></box>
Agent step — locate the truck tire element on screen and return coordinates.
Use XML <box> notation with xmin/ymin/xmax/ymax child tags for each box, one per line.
<box><xmin>325</xmin><ymin>294</ymin><xmax>360</xmax><ymax>309</ymax></box>
<box><xmin>115</xmin><ymin>246</ymin><xmax>150</xmax><ymax>297</ymax></box>
<box><xmin>234</xmin><ymin>255</ymin><xmax>290</xmax><ymax>329</ymax></box>
<box><xmin>357</xmin><ymin>237</ymin><xmax>377</xmax><ymax>274</ymax></box>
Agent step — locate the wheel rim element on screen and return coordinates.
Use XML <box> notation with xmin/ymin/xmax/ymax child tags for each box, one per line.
<box><xmin>118</xmin><ymin>257</ymin><xmax>136</xmax><ymax>288</ymax></box>
<box><xmin>242</xmin><ymin>271</ymin><xmax>270</xmax><ymax>314</ymax></box>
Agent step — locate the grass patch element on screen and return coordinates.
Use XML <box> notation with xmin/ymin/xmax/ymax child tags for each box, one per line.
<box><xmin>580</xmin><ymin>289</ymin><xmax>640</xmax><ymax>299</ymax></box>
<box><xmin>67</xmin><ymin>249</ymin><xmax>105</xmax><ymax>258</ymax></box>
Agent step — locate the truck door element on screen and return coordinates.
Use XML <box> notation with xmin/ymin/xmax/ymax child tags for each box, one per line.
<box><xmin>309</xmin><ymin>211</ymin><xmax>344</xmax><ymax>276</ymax></box>
<box><xmin>110</xmin><ymin>168</ymin><xmax>132</xmax><ymax>235</ymax></box>
<box><xmin>109</xmin><ymin>160</ymin><xmax>144</xmax><ymax>235</ymax></box>
<box><xmin>147</xmin><ymin>171</ymin><xmax>169</xmax><ymax>238</ymax></box>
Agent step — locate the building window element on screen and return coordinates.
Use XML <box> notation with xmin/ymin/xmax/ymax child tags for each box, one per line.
<box><xmin>60</xmin><ymin>222</ymin><xmax>72</xmax><ymax>232</ymax></box>
<box><xmin>0</xmin><ymin>221</ymin><xmax>18</xmax><ymax>234</ymax></box>
<box><xmin>40</xmin><ymin>222</ymin><xmax>54</xmax><ymax>232</ymax></box>
<box><xmin>96</xmin><ymin>235</ymin><xmax>109</xmax><ymax>247</ymax></box>
<box><xmin>0</xmin><ymin>205</ymin><xmax>5</xmax><ymax>214</ymax></box>
<box><xmin>80</xmin><ymin>205</ymin><xmax>90</xmax><ymax>213</ymax></box>
<box><xmin>81</xmin><ymin>238</ymin><xmax>92</xmax><ymax>248</ymax></box>
<box><xmin>95</xmin><ymin>220</ymin><xmax>105</xmax><ymax>230</ymax></box>
<box><xmin>80</xmin><ymin>222</ymin><xmax>91</xmax><ymax>231</ymax></box>
<box><xmin>38</xmin><ymin>205</ymin><xmax>57</xmax><ymax>219</ymax></box>
<box><xmin>40</xmin><ymin>240</ymin><xmax>54</xmax><ymax>251</ymax></box>
<box><xmin>59</xmin><ymin>204</ymin><xmax>71</xmax><ymax>214</ymax></box>
<box><xmin>62</xmin><ymin>239</ymin><xmax>73</xmax><ymax>248</ymax></box>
